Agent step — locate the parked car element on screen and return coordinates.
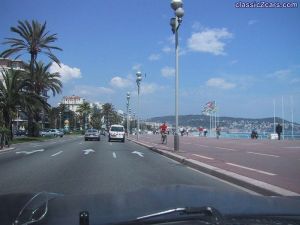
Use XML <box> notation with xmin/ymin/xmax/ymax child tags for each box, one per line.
<box><xmin>39</xmin><ymin>129</ymin><xmax>64</xmax><ymax>137</ymax></box>
<box><xmin>51</xmin><ymin>129</ymin><xmax>64</xmax><ymax>137</ymax></box>
<box><xmin>84</xmin><ymin>129</ymin><xmax>100</xmax><ymax>141</ymax></box>
<box><xmin>108</xmin><ymin>125</ymin><xmax>125</xmax><ymax>142</ymax></box>
<box><xmin>39</xmin><ymin>129</ymin><xmax>51</xmax><ymax>136</ymax></box>
<box><xmin>14</xmin><ymin>130</ymin><xmax>27</xmax><ymax>136</ymax></box>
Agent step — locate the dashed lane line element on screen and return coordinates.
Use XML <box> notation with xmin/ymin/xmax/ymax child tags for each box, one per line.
<box><xmin>226</xmin><ymin>162</ymin><xmax>277</xmax><ymax>176</ymax></box>
<box><xmin>192</xmin><ymin>154</ymin><xmax>214</xmax><ymax>160</ymax></box>
<box><xmin>215</xmin><ymin>147</ymin><xmax>237</xmax><ymax>151</ymax></box>
<box><xmin>113</xmin><ymin>152</ymin><xmax>117</xmax><ymax>159</ymax></box>
<box><xmin>51</xmin><ymin>151</ymin><xmax>63</xmax><ymax>157</ymax></box>
<box><xmin>247</xmin><ymin>151</ymin><xmax>280</xmax><ymax>158</ymax></box>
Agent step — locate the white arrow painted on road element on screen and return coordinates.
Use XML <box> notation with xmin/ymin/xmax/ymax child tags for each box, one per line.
<box><xmin>132</xmin><ymin>151</ymin><xmax>144</xmax><ymax>157</ymax></box>
<box><xmin>16</xmin><ymin>149</ymin><xmax>45</xmax><ymax>155</ymax></box>
<box><xmin>83</xmin><ymin>149</ymin><xmax>95</xmax><ymax>155</ymax></box>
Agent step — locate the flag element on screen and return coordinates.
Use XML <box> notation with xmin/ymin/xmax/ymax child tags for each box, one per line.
<box><xmin>202</xmin><ymin>101</ymin><xmax>217</xmax><ymax>115</ymax></box>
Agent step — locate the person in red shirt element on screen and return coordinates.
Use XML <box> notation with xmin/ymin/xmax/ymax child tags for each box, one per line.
<box><xmin>159</xmin><ymin>122</ymin><xmax>168</xmax><ymax>144</ymax></box>
<box><xmin>160</xmin><ymin>122</ymin><xmax>168</xmax><ymax>133</ymax></box>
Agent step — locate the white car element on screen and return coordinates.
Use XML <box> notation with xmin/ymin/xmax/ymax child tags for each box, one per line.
<box><xmin>108</xmin><ymin>125</ymin><xmax>125</xmax><ymax>142</ymax></box>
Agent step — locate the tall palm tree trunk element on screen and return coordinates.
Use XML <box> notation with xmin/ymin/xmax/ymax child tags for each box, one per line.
<box><xmin>27</xmin><ymin>53</ymin><xmax>36</xmax><ymax>137</ymax></box>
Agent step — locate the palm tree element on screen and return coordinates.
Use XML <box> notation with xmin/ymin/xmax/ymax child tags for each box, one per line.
<box><xmin>0</xmin><ymin>20</ymin><xmax>62</xmax><ymax>136</ymax></box>
<box><xmin>23</xmin><ymin>62</ymin><xmax>62</xmax><ymax>135</ymax></box>
<box><xmin>0</xmin><ymin>69</ymin><xmax>48</xmax><ymax>139</ymax></box>
<box><xmin>77</xmin><ymin>102</ymin><xmax>91</xmax><ymax>130</ymax></box>
<box><xmin>0</xmin><ymin>20</ymin><xmax>62</xmax><ymax>72</ymax></box>
<box><xmin>28</xmin><ymin>61</ymin><xmax>62</xmax><ymax>96</ymax></box>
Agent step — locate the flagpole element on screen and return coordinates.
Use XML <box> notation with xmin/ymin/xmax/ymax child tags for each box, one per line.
<box><xmin>210</xmin><ymin>113</ymin><xmax>212</xmax><ymax>137</ymax></box>
<box><xmin>291</xmin><ymin>96</ymin><xmax>294</xmax><ymax>139</ymax></box>
<box><xmin>215</xmin><ymin>101</ymin><xmax>217</xmax><ymax>137</ymax></box>
<box><xmin>282</xmin><ymin>96</ymin><xmax>285</xmax><ymax>140</ymax></box>
<box><xmin>273</xmin><ymin>99</ymin><xmax>276</xmax><ymax>133</ymax></box>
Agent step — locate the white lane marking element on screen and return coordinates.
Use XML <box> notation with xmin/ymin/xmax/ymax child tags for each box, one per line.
<box><xmin>198</xmin><ymin>145</ymin><xmax>210</xmax><ymax>148</ymax></box>
<box><xmin>192</xmin><ymin>154</ymin><xmax>214</xmax><ymax>160</ymax></box>
<box><xmin>79</xmin><ymin>142</ymin><xmax>83</xmax><ymax>145</ymax></box>
<box><xmin>247</xmin><ymin>151</ymin><xmax>280</xmax><ymax>158</ymax></box>
<box><xmin>283</xmin><ymin>146</ymin><xmax>300</xmax><ymax>149</ymax></box>
<box><xmin>16</xmin><ymin>149</ymin><xmax>45</xmax><ymax>155</ymax></box>
<box><xmin>51</xmin><ymin>151</ymin><xmax>63</xmax><ymax>157</ymax></box>
<box><xmin>31</xmin><ymin>144</ymin><xmax>42</xmax><ymax>147</ymax></box>
<box><xmin>226</xmin><ymin>162</ymin><xmax>276</xmax><ymax>176</ymax></box>
<box><xmin>83</xmin><ymin>149</ymin><xmax>95</xmax><ymax>155</ymax></box>
<box><xmin>132</xmin><ymin>151</ymin><xmax>144</xmax><ymax>157</ymax></box>
<box><xmin>113</xmin><ymin>152</ymin><xmax>117</xmax><ymax>158</ymax></box>
<box><xmin>109</xmin><ymin>143</ymin><xmax>112</xmax><ymax>145</ymax></box>
<box><xmin>51</xmin><ymin>141</ymin><xmax>57</xmax><ymax>144</ymax></box>
<box><xmin>215</xmin><ymin>147</ymin><xmax>237</xmax><ymax>151</ymax></box>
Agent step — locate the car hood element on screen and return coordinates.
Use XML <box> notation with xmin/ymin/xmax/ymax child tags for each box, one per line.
<box><xmin>1</xmin><ymin>185</ymin><xmax>300</xmax><ymax>224</ymax></box>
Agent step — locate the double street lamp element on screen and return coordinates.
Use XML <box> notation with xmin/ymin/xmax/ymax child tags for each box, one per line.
<box><xmin>136</xmin><ymin>71</ymin><xmax>142</xmax><ymax>140</ymax></box>
<box><xmin>170</xmin><ymin>0</ymin><xmax>184</xmax><ymax>151</ymax></box>
<box><xmin>126</xmin><ymin>92</ymin><xmax>130</xmax><ymax>136</ymax></box>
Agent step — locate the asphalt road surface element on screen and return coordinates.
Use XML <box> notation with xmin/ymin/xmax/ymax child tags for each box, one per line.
<box><xmin>0</xmin><ymin>135</ymin><xmax>255</xmax><ymax>196</ymax></box>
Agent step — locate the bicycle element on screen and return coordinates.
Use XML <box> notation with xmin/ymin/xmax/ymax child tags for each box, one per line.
<box><xmin>161</xmin><ymin>132</ymin><xmax>167</xmax><ymax>144</ymax></box>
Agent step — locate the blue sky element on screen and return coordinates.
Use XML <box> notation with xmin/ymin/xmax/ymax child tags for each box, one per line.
<box><xmin>1</xmin><ymin>0</ymin><xmax>299</xmax><ymax>122</ymax></box>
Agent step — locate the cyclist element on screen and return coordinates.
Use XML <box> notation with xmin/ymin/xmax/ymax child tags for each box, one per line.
<box><xmin>159</xmin><ymin>122</ymin><xmax>168</xmax><ymax>144</ymax></box>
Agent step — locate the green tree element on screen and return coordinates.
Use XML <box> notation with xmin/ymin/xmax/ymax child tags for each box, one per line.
<box><xmin>77</xmin><ymin>102</ymin><xmax>91</xmax><ymax>130</ymax></box>
<box><xmin>101</xmin><ymin>103</ymin><xmax>122</xmax><ymax>129</ymax></box>
<box><xmin>0</xmin><ymin>69</ymin><xmax>47</xmax><ymax>139</ymax></box>
<box><xmin>27</xmin><ymin>62</ymin><xmax>62</xmax><ymax>133</ymax></box>
<box><xmin>90</xmin><ymin>104</ymin><xmax>102</xmax><ymax>129</ymax></box>
<box><xmin>0</xmin><ymin>20</ymin><xmax>62</xmax><ymax>136</ymax></box>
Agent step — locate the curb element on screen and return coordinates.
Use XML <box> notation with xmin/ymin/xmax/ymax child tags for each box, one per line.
<box><xmin>128</xmin><ymin>138</ymin><xmax>299</xmax><ymax>197</ymax></box>
<box><xmin>0</xmin><ymin>147</ymin><xmax>16</xmax><ymax>154</ymax></box>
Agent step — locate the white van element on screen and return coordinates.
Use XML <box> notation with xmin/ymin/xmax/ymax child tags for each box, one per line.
<box><xmin>108</xmin><ymin>125</ymin><xmax>125</xmax><ymax>142</ymax></box>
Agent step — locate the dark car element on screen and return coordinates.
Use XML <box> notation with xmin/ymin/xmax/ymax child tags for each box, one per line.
<box><xmin>14</xmin><ymin>130</ymin><xmax>27</xmax><ymax>136</ymax></box>
<box><xmin>84</xmin><ymin>129</ymin><xmax>100</xmax><ymax>141</ymax></box>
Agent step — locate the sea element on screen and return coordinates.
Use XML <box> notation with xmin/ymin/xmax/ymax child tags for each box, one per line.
<box><xmin>190</xmin><ymin>131</ymin><xmax>300</xmax><ymax>140</ymax></box>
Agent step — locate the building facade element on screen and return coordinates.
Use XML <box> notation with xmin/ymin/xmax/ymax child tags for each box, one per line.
<box><xmin>61</xmin><ymin>95</ymin><xmax>85</xmax><ymax>113</ymax></box>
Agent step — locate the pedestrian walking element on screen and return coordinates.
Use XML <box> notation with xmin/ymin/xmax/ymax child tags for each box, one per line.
<box><xmin>216</xmin><ymin>126</ymin><xmax>221</xmax><ymax>139</ymax></box>
<box><xmin>276</xmin><ymin>123</ymin><xmax>283</xmax><ymax>140</ymax></box>
<box><xmin>203</xmin><ymin>128</ymin><xmax>208</xmax><ymax>137</ymax></box>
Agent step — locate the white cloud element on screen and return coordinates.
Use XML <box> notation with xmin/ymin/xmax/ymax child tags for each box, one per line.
<box><xmin>162</xmin><ymin>46</ymin><xmax>172</xmax><ymax>53</ymax></box>
<box><xmin>49</xmin><ymin>63</ymin><xmax>82</xmax><ymax>82</ymax></box>
<box><xmin>131</xmin><ymin>83</ymin><xmax>164</xmax><ymax>95</ymax></box>
<box><xmin>161</xmin><ymin>66</ymin><xmax>175</xmax><ymax>77</ymax></box>
<box><xmin>206</xmin><ymin>78</ymin><xmax>236</xmax><ymax>90</ymax></box>
<box><xmin>132</xmin><ymin>64</ymin><xmax>142</xmax><ymax>71</ymax></box>
<box><xmin>271</xmin><ymin>69</ymin><xmax>291</xmax><ymax>80</ymax></box>
<box><xmin>110</xmin><ymin>76</ymin><xmax>133</xmax><ymax>88</ymax></box>
<box><xmin>148</xmin><ymin>53</ymin><xmax>161</xmax><ymax>61</ymax></box>
<box><xmin>73</xmin><ymin>85</ymin><xmax>114</xmax><ymax>96</ymax></box>
<box><xmin>248</xmin><ymin>20</ymin><xmax>258</xmax><ymax>25</ymax></box>
<box><xmin>187</xmin><ymin>28</ymin><xmax>233</xmax><ymax>55</ymax></box>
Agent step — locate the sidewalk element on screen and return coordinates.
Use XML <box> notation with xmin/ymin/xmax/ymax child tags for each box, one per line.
<box><xmin>128</xmin><ymin>134</ymin><xmax>300</xmax><ymax>196</ymax></box>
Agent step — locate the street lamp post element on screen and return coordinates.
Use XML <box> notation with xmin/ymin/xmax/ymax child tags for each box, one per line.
<box><xmin>170</xmin><ymin>0</ymin><xmax>184</xmax><ymax>151</ymax></box>
<box><xmin>126</xmin><ymin>92</ymin><xmax>130</xmax><ymax>137</ymax></box>
<box><xmin>136</xmin><ymin>71</ymin><xmax>142</xmax><ymax>140</ymax></box>
<box><xmin>59</xmin><ymin>112</ymin><xmax>62</xmax><ymax>129</ymax></box>
<box><xmin>16</xmin><ymin>109</ymin><xmax>21</xmax><ymax>131</ymax></box>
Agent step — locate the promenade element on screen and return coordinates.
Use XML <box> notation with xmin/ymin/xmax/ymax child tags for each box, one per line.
<box><xmin>129</xmin><ymin>134</ymin><xmax>300</xmax><ymax>196</ymax></box>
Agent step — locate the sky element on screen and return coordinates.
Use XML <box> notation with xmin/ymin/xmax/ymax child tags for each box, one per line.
<box><xmin>1</xmin><ymin>0</ymin><xmax>300</xmax><ymax>122</ymax></box>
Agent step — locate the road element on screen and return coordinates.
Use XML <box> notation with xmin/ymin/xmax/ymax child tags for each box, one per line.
<box><xmin>0</xmin><ymin>135</ymin><xmax>254</xmax><ymax>196</ymax></box>
<box><xmin>133</xmin><ymin>134</ymin><xmax>300</xmax><ymax>194</ymax></box>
